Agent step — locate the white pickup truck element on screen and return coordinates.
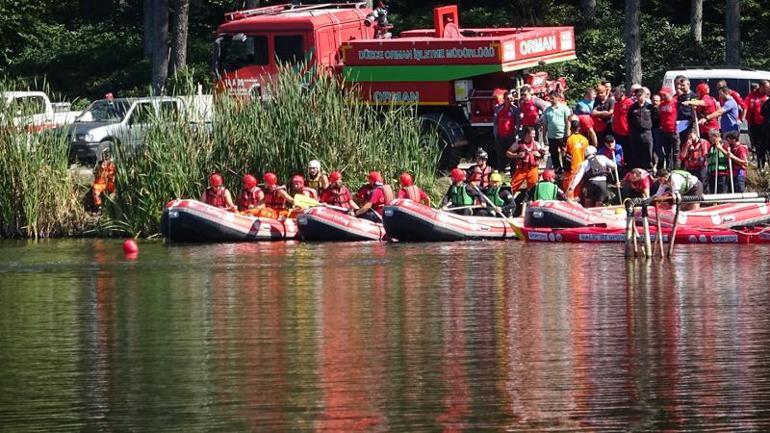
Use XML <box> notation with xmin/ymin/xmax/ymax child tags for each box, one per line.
<box><xmin>1</xmin><ymin>91</ymin><xmax>81</xmax><ymax>132</ymax></box>
<box><xmin>66</xmin><ymin>95</ymin><xmax>213</xmax><ymax>163</ymax></box>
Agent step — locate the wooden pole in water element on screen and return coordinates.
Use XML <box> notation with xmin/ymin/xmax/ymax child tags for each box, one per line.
<box><xmin>642</xmin><ymin>202</ymin><xmax>652</xmax><ymax>258</ymax></box>
<box><xmin>624</xmin><ymin>200</ymin><xmax>634</xmax><ymax>258</ymax></box>
<box><xmin>654</xmin><ymin>201</ymin><xmax>664</xmax><ymax>257</ymax></box>
<box><xmin>667</xmin><ymin>193</ymin><xmax>682</xmax><ymax>257</ymax></box>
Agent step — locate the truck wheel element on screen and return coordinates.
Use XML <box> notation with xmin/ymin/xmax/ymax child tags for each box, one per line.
<box><xmin>419</xmin><ymin>112</ymin><xmax>466</xmax><ymax>172</ymax></box>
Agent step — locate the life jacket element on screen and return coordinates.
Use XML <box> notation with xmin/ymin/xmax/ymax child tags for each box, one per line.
<box><xmin>401</xmin><ymin>185</ymin><xmax>422</xmax><ymax>202</ymax></box>
<box><xmin>683</xmin><ymin>139</ymin><xmax>708</xmax><ymax>170</ymax></box>
<box><xmin>707</xmin><ymin>145</ymin><xmax>728</xmax><ymax>173</ymax></box>
<box><xmin>263</xmin><ymin>186</ymin><xmax>287</xmax><ymax>210</ymax></box>
<box><xmin>306</xmin><ymin>172</ymin><xmax>326</xmax><ymax>192</ymax></box>
<box><xmin>671</xmin><ymin>170</ymin><xmax>698</xmax><ymax>195</ymax></box>
<box><xmin>323</xmin><ymin>186</ymin><xmax>353</xmax><ymax>209</ymax></box>
<box><xmin>204</xmin><ymin>187</ymin><xmax>228</xmax><ymax>208</ymax></box>
<box><xmin>448</xmin><ymin>183</ymin><xmax>474</xmax><ymax>206</ymax></box>
<box><xmin>485</xmin><ymin>186</ymin><xmax>505</xmax><ymax>206</ymax></box>
<box><xmin>468</xmin><ymin>165</ymin><xmax>493</xmax><ymax>188</ymax></box>
<box><xmin>236</xmin><ymin>187</ymin><xmax>262</xmax><ymax>211</ymax></box>
<box><xmin>372</xmin><ymin>184</ymin><xmax>395</xmax><ymax>213</ymax></box>
<box><xmin>515</xmin><ymin>141</ymin><xmax>540</xmax><ymax>170</ymax></box>
<box><xmin>356</xmin><ymin>184</ymin><xmax>375</xmax><ymax>204</ymax></box>
<box><xmin>94</xmin><ymin>160</ymin><xmax>117</xmax><ymax>193</ymax></box>
<box><xmin>532</xmin><ymin>181</ymin><xmax>558</xmax><ymax>200</ymax></box>
<box><xmin>586</xmin><ymin>155</ymin><xmax>609</xmax><ymax>179</ymax></box>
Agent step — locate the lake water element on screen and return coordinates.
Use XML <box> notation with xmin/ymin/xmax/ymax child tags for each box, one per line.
<box><xmin>1</xmin><ymin>239</ymin><xmax>770</xmax><ymax>432</ymax></box>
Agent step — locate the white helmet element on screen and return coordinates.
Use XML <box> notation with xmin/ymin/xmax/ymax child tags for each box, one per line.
<box><xmin>584</xmin><ymin>145</ymin><xmax>597</xmax><ymax>158</ymax></box>
<box><xmin>308</xmin><ymin>160</ymin><xmax>321</xmax><ymax>169</ymax></box>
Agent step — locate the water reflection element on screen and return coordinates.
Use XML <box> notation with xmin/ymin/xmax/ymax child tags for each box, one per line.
<box><xmin>1</xmin><ymin>240</ymin><xmax>770</xmax><ymax>432</ymax></box>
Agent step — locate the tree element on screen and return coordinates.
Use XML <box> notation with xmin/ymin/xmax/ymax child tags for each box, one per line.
<box><xmin>170</xmin><ymin>0</ymin><xmax>190</xmax><ymax>73</ymax></box>
<box><xmin>151</xmin><ymin>0</ymin><xmax>169</xmax><ymax>94</ymax></box>
<box><xmin>691</xmin><ymin>0</ymin><xmax>702</xmax><ymax>43</ymax></box>
<box><xmin>725</xmin><ymin>0</ymin><xmax>741</xmax><ymax>66</ymax></box>
<box><xmin>144</xmin><ymin>0</ymin><xmax>155</xmax><ymax>58</ymax></box>
<box><xmin>624</xmin><ymin>0</ymin><xmax>642</xmax><ymax>88</ymax></box>
<box><xmin>581</xmin><ymin>0</ymin><xmax>596</xmax><ymax>23</ymax></box>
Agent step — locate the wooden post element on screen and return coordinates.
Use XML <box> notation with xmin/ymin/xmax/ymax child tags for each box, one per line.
<box><xmin>667</xmin><ymin>193</ymin><xmax>682</xmax><ymax>257</ymax></box>
<box><xmin>654</xmin><ymin>201</ymin><xmax>664</xmax><ymax>257</ymax></box>
<box><xmin>641</xmin><ymin>202</ymin><xmax>652</xmax><ymax>258</ymax></box>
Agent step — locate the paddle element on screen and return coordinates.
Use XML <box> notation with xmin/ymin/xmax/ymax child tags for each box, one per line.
<box><xmin>292</xmin><ymin>193</ymin><xmax>350</xmax><ymax>213</ymax></box>
<box><xmin>471</xmin><ymin>184</ymin><xmax>524</xmax><ymax>239</ymax></box>
<box><xmin>445</xmin><ymin>205</ymin><xmax>484</xmax><ymax>212</ymax></box>
<box><xmin>612</xmin><ymin>150</ymin><xmax>623</xmax><ymax>203</ymax></box>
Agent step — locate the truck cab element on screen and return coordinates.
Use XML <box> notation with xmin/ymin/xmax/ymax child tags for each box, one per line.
<box><xmin>1</xmin><ymin>91</ymin><xmax>80</xmax><ymax>132</ymax></box>
<box><xmin>212</xmin><ymin>2</ymin><xmax>373</xmax><ymax>98</ymax></box>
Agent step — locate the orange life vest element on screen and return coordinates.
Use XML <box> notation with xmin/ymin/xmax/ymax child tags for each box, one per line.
<box><xmin>263</xmin><ymin>186</ymin><xmax>287</xmax><ymax>210</ymax></box>
<box><xmin>236</xmin><ymin>187</ymin><xmax>262</xmax><ymax>211</ymax></box>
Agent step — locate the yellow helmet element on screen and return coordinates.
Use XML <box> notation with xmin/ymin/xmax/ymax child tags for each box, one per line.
<box><xmin>490</xmin><ymin>171</ymin><xmax>503</xmax><ymax>183</ymax></box>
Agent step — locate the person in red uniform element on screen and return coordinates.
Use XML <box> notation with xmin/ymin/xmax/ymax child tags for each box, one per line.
<box><xmin>746</xmin><ymin>82</ymin><xmax>768</xmax><ymax>169</ymax></box>
<box><xmin>621</xmin><ymin>168</ymin><xmax>652</xmax><ymax>199</ymax></box>
<box><xmin>397</xmin><ymin>172</ymin><xmax>431</xmax><ymax>206</ymax></box>
<box><xmin>612</xmin><ymin>86</ymin><xmax>633</xmax><ymax>148</ymax></box>
<box><xmin>492</xmin><ymin>90</ymin><xmax>520</xmax><ymax>171</ymax></box>
<box><xmin>725</xmin><ymin>131</ymin><xmax>749</xmax><ymax>193</ymax></box>
<box><xmin>320</xmin><ymin>171</ymin><xmax>359</xmax><ymax>213</ymax></box>
<box><xmin>262</xmin><ymin>172</ymin><xmax>292</xmax><ymax>213</ymax></box>
<box><xmin>465</xmin><ymin>148</ymin><xmax>493</xmax><ymax>189</ymax></box>
<box><xmin>684</xmin><ymin>82</ymin><xmax>720</xmax><ymax>137</ymax></box>
<box><xmin>657</xmin><ymin>87</ymin><xmax>680</xmax><ymax>170</ymax></box>
<box><xmin>287</xmin><ymin>175</ymin><xmax>318</xmax><ymax>200</ymax></box>
<box><xmin>236</xmin><ymin>174</ymin><xmax>264</xmax><ymax>213</ymax></box>
<box><xmin>354</xmin><ymin>171</ymin><xmax>394</xmax><ymax>222</ymax></box>
<box><xmin>201</xmin><ymin>173</ymin><xmax>236</xmax><ymax>211</ymax></box>
<box><xmin>519</xmin><ymin>86</ymin><xmax>546</xmax><ymax>141</ymax></box>
<box><xmin>678</xmin><ymin>129</ymin><xmax>711</xmax><ymax>187</ymax></box>
<box><xmin>577</xmin><ymin>113</ymin><xmax>598</xmax><ymax>148</ymax></box>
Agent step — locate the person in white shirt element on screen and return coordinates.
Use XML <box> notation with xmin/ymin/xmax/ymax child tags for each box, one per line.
<box><xmin>653</xmin><ymin>169</ymin><xmax>703</xmax><ymax>210</ymax></box>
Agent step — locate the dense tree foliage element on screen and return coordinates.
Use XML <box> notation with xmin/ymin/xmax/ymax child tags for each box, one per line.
<box><xmin>1</xmin><ymin>0</ymin><xmax>767</xmax><ymax>99</ymax></box>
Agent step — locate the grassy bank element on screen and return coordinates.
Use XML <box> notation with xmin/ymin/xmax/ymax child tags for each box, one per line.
<box><xmin>0</xmin><ymin>70</ymin><xmax>441</xmax><ymax>238</ymax></box>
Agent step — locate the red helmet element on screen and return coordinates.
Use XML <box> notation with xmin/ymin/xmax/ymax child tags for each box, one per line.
<box><xmin>243</xmin><ymin>174</ymin><xmax>257</xmax><ymax>189</ymax></box>
<box><xmin>368</xmin><ymin>171</ymin><xmax>383</xmax><ymax>183</ymax></box>
<box><xmin>329</xmin><ymin>171</ymin><xmax>342</xmax><ymax>183</ymax></box>
<box><xmin>696</xmin><ymin>82</ymin><xmax>710</xmax><ymax>97</ymax></box>
<box><xmin>542</xmin><ymin>169</ymin><xmax>556</xmax><ymax>182</ymax></box>
<box><xmin>210</xmin><ymin>173</ymin><xmax>223</xmax><ymax>187</ymax></box>
<box><xmin>399</xmin><ymin>172</ymin><xmax>413</xmax><ymax>187</ymax></box>
<box><xmin>263</xmin><ymin>172</ymin><xmax>278</xmax><ymax>186</ymax></box>
<box><xmin>291</xmin><ymin>175</ymin><xmax>305</xmax><ymax>187</ymax></box>
<box><xmin>450</xmin><ymin>168</ymin><xmax>466</xmax><ymax>183</ymax></box>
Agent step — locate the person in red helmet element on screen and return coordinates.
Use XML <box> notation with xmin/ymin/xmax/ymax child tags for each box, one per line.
<box><xmin>201</xmin><ymin>173</ymin><xmax>236</xmax><ymax>211</ymax></box>
<box><xmin>287</xmin><ymin>174</ymin><xmax>318</xmax><ymax>200</ymax></box>
<box><xmin>354</xmin><ymin>170</ymin><xmax>394</xmax><ymax>221</ymax></box>
<box><xmin>320</xmin><ymin>171</ymin><xmax>359</xmax><ymax>213</ymax></box>
<box><xmin>236</xmin><ymin>174</ymin><xmax>264</xmax><ymax>213</ymax></box>
<box><xmin>439</xmin><ymin>167</ymin><xmax>482</xmax><ymax>215</ymax></box>
<box><xmin>355</xmin><ymin>171</ymin><xmax>382</xmax><ymax>205</ymax></box>
<box><xmin>397</xmin><ymin>172</ymin><xmax>431</xmax><ymax>206</ymax></box>
<box><xmin>683</xmin><ymin>82</ymin><xmax>720</xmax><ymax>137</ymax></box>
<box><xmin>526</xmin><ymin>168</ymin><xmax>567</xmax><ymax>201</ymax></box>
<box><xmin>262</xmin><ymin>172</ymin><xmax>293</xmax><ymax>213</ymax></box>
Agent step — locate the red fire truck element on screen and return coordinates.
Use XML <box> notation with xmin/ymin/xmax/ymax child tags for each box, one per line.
<box><xmin>213</xmin><ymin>2</ymin><xmax>576</xmax><ymax>168</ymax></box>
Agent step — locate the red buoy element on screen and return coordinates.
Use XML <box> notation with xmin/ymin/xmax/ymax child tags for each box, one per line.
<box><xmin>123</xmin><ymin>239</ymin><xmax>139</xmax><ymax>255</ymax></box>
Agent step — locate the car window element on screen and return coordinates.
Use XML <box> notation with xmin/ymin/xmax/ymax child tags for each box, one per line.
<box><xmin>130</xmin><ymin>103</ymin><xmax>155</xmax><ymax>125</ymax></box>
<box><xmin>218</xmin><ymin>34</ymin><xmax>269</xmax><ymax>72</ymax></box>
<box><xmin>275</xmin><ymin>35</ymin><xmax>304</xmax><ymax>64</ymax></box>
<box><xmin>12</xmin><ymin>96</ymin><xmax>46</xmax><ymax>116</ymax></box>
<box><xmin>159</xmin><ymin>101</ymin><xmax>180</xmax><ymax>120</ymax></box>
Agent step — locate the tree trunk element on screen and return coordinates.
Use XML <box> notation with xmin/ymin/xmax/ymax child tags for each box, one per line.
<box><xmin>624</xmin><ymin>0</ymin><xmax>642</xmax><ymax>89</ymax></box>
<box><xmin>691</xmin><ymin>0</ymin><xmax>703</xmax><ymax>43</ymax></box>
<box><xmin>151</xmin><ymin>0</ymin><xmax>170</xmax><ymax>95</ymax></box>
<box><xmin>143</xmin><ymin>0</ymin><xmax>155</xmax><ymax>58</ymax></box>
<box><xmin>581</xmin><ymin>0</ymin><xmax>596</xmax><ymax>23</ymax></box>
<box><xmin>725</xmin><ymin>0</ymin><xmax>741</xmax><ymax>66</ymax></box>
<box><xmin>170</xmin><ymin>0</ymin><xmax>190</xmax><ymax>74</ymax></box>
<box><xmin>245</xmin><ymin>0</ymin><xmax>260</xmax><ymax>8</ymax></box>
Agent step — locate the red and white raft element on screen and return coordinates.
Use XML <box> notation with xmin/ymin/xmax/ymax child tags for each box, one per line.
<box><xmin>638</xmin><ymin>202</ymin><xmax>770</xmax><ymax>229</ymax></box>
<box><xmin>297</xmin><ymin>206</ymin><xmax>386</xmax><ymax>241</ymax></box>
<box><xmin>524</xmin><ymin>200</ymin><xmax>627</xmax><ymax>229</ymax></box>
<box><xmin>519</xmin><ymin>225</ymin><xmax>770</xmax><ymax>244</ymax></box>
<box><xmin>161</xmin><ymin>199</ymin><xmax>298</xmax><ymax>242</ymax></box>
<box><xmin>382</xmin><ymin>199</ymin><xmax>519</xmax><ymax>242</ymax></box>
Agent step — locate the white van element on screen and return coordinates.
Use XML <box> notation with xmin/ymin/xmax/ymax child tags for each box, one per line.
<box><xmin>662</xmin><ymin>67</ymin><xmax>770</xmax><ymax>96</ymax></box>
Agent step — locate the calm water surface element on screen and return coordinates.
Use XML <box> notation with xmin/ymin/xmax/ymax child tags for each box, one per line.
<box><xmin>1</xmin><ymin>239</ymin><xmax>770</xmax><ymax>432</ymax></box>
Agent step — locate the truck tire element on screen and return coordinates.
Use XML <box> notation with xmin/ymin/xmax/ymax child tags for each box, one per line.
<box><xmin>419</xmin><ymin>112</ymin><xmax>467</xmax><ymax>172</ymax></box>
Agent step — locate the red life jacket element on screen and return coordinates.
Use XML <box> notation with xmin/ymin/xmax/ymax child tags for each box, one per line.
<box><xmin>322</xmin><ymin>186</ymin><xmax>353</xmax><ymax>209</ymax></box>
<box><xmin>401</xmin><ymin>185</ymin><xmax>422</xmax><ymax>202</ymax></box>
<box><xmin>515</xmin><ymin>141</ymin><xmax>540</xmax><ymax>170</ymax></box>
<box><xmin>204</xmin><ymin>187</ymin><xmax>228</xmax><ymax>208</ymax></box>
<box><xmin>372</xmin><ymin>184</ymin><xmax>395</xmax><ymax>214</ymax></box>
<box><xmin>468</xmin><ymin>165</ymin><xmax>493</xmax><ymax>189</ymax></box>
<box><xmin>236</xmin><ymin>187</ymin><xmax>262</xmax><ymax>211</ymax></box>
<box><xmin>683</xmin><ymin>139</ymin><xmax>708</xmax><ymax>170</ymax></box>
<box><xmin>264</xmin><ymin>186</ymin><xmax>287</xmax><ymax>210</ymax></box>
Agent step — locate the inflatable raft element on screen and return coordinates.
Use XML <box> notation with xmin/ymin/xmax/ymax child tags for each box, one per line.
<box><xmin>297</xmin><ymin>206</ymin><xmax>386</xmax><ymax>241</ymax></box>
<box><xmin>383</xmin><ymin>199</ymin><xmax>519</xmax><ymax>242</ymax></box>
<box><xmin>160</xmin><ymin>199</ymin><xmax>298</xmax><ymax>242</ymax></box>
<box><xmin>520</xmin><ymin>225</ymin><xmax>770</xmax><ymax>244</ymax></box>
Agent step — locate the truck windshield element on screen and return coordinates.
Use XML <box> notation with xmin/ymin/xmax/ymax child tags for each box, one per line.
<box><xmin>76</xmin><ymin>100</ymin><xmax>131</xmax><ymax>123</ymax></box>
<box><xmin>217</xmin><ymin>34</ymin><xmax>269</xmax><ymax>73</ymax></box>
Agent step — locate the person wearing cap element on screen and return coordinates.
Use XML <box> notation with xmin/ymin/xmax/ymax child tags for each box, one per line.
<box><xmin>320</xmin><ymin>171</ymin><xmax>359</xmax><ymax>213</ymax></box>
<box><xmin>653</xmin><ymin>169</ymin><xmax>703</xmax><ymax>210</ymax></box>
<box><xmin>493</xmin><ymin>90</ymin><xmax>520</xmax><ymax>171</ymax></box>
<box><xmin>397</xmin><ymin>172</ymin><xmax>431</xmax><ymax>206</ymax></box>
<box><xmin>262</xmin><ymin>172</ymin><xmax>293</xmax><ymax>212</ymax></box>
<box><xmin>440</xmin><ymin>167</ymin><xmax>482</xmax><ymax>216</ymax></box>
<box><xmin>236</xmin><ymin>174</ymin><xmax>264</xmax><ymax>213</ymax></box>
<box><xmin>476</xmin><ymin>171</ymin><xmax>515</xmax><ymax>217</ymax></box>
<box><xmin>466</xmin><ymin>148</ymin><xmax>494</xmax><ymax>189</ymax></box>
<box><xmin>354</xmin><ymin>171</ymin><xmax>394</xmax><ymax>222</ymax></box>
<box><xmin>682</xmin><ymin>82</ymin><xmax>720</xmax><ymax>137</ymax></box>
<box><xmin>657</xmin><ymin>86</ymin><xmax>680</xmax><ymax>170</ymax></box>
<box><xmin>506</xmin><ymin>126</ymin><xmax>543</xmax><ymax>192</ymax></box>
<box><xmin>201</xmin><ymin>173</ymin><xmax>236</xmax><ymax>211</ymax></box>
<box><xmin>306</xmin><ymin>160</ymin><xmax>329</xmax><ymax>193</ymax></box>
<box><xmin>567</xmin><ymin>145</ymin><xmax>617</xmax><ymax>208</ymax></box>
<box><xmin>621</xmin><ymin>168</ymin><xmax>653</xmax><ymax>199</ymax></box>
<box><xmin>627</xmin><ymin>86</ymin><xmax>654</xmax><ymax>170</ymax></box>
<box><xmin>678</xmin><ymin>129</ymin><xmax>711</xmax><ymax>188</ymax></box>
<box><xmin>287</xmin><ymin>174</ymin><xmax>318</xmax><ymax>202</ymax></box>
<box><xmin>564</xmin><ymin>118</ymin><xmax>589</xmax><ymax>198</ymax></box>
<box><xmin>90</xmin><ymin>148</ymin><xmax>117</xmax><ymax>212</ymax></box>
<box><xmin>527</xmin><ymin>169</ymin><xmax>567</xmax><ymax>202</ymax></box>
